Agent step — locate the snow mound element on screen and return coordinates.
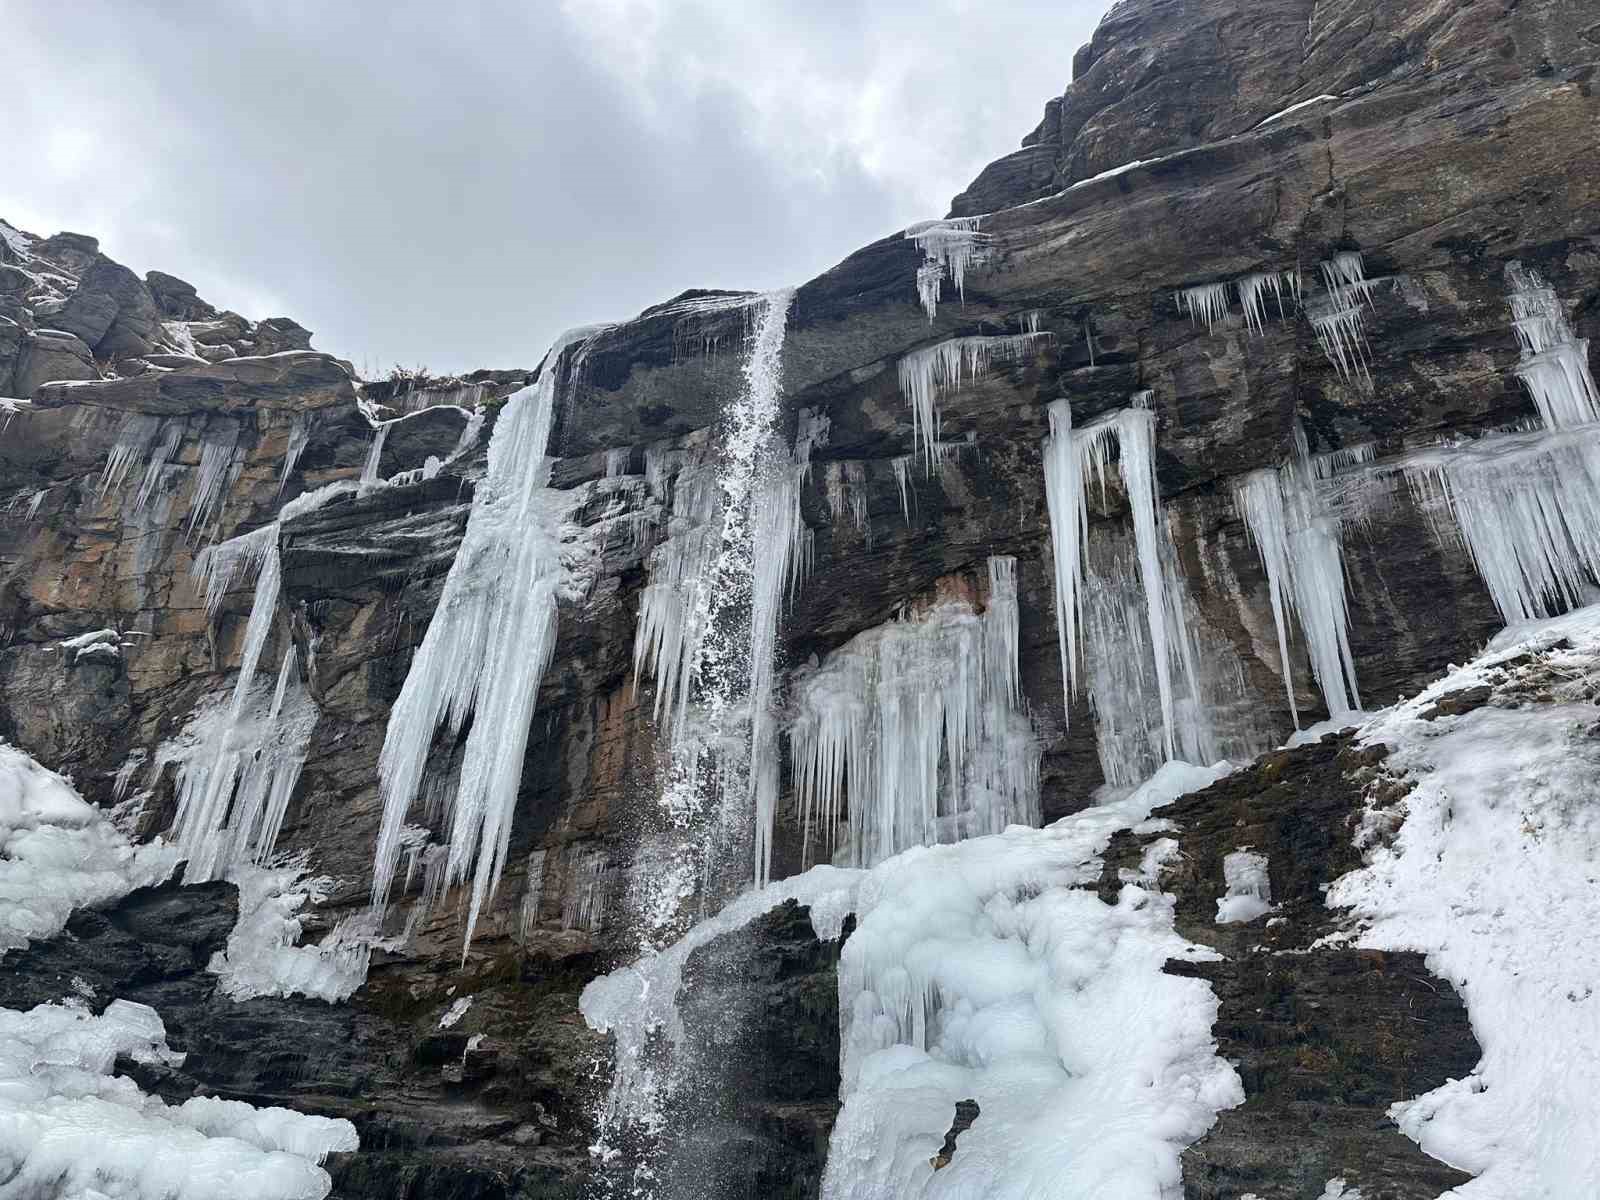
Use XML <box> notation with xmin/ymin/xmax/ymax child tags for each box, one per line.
<box><xmin>0</xmin><ymin>743</ymin><xmax>178</xmax><ymax>952</ymax></box>
<box><xmin>0</xmin><ymin>999</ymin><xmax>356</xmax><ymax>1199</ymax></box>
<box><xmin>823</xmin><ymin>760</ymin><xmax>1242</xmax><ymax>1200</ymax></box>
<box><xmin>1330</xmin><ymin>604</ymin><xmax>1600</xmax><ymax>1197</ymax></box>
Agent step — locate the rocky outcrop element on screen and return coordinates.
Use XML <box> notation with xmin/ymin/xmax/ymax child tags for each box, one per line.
<box><xmin>2</xmin><ymin>0</ymin><xmax>1599</xmax><ymax>1193</ymax></box>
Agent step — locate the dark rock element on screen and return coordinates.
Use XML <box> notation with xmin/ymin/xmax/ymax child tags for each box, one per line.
<box><xmin>146</xmin><ymin>270</ymin><xmax>218</xmax><ymax>321</ymax></box>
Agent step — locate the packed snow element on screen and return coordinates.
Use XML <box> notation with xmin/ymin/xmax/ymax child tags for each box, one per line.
<box><xmin>823</xmin><ymin>760</ymin><xmax>1241</xmax><ymax>1200</ymax></box>
<box><xmin>1327</xmin><ymin>605</ymin><xmax>1600</xmax><ymax>1198</ymax></box>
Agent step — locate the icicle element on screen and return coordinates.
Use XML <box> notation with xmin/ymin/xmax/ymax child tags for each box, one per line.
<box><xmin>166</xmin><ymin>523</ymin><xmax>319</xmax><ymax>882</ymax></box>
<box><xmin>1310</xmin><ymin>253</ymin><xmax>1376</xmax><ymax>386</ymax></box>
<box><xmin>1237</xmin><ymin>270</ymin><xmax>1301</xmax><ymax>334</ymax></box>
<box><xmin>134</xmin><ymin>424</ymin><xmax>183</xmax><ymax>515</ymax></box>
<box><xmin>1176</xmin><ymin>283</ymin><xmax>1232</xmax><ymax>332</ymax></box>
<box><xmin>99</xmin><ymin>413</ymin><xmax>162</xmax><ymax>498</ymax></box>
<box><xmin>905</xmin><ymin>217</ymin><xmax>985</xmax><ymax>321</ymax></box>
<box><xmin>1233</xmin><ymin>436</ymin><xmax>1363</xmax><ymax>724</ymax></box>
<box><xmin>372</xmin><ymin>325</ymin><xmax>610</xmax><ymax>955</ymax></box>
<box><xmin>604</xmin><ymin>447</ymin><xmax>629</xmax><ymax>478</ymax></box>
<box><xmin>787</xmin><ymin>564</ymin><xmax>1038</xmax><ymax>868</ymax></box>
<box><xmin>896</xmin><ymin>333</ymin><xmax>1050</xmax><ymax>472</ymax></box>
<box><xmin>1042</xmin><ymin>395</ymin><xmax>1213</xmax><ymax>765</ymax></box>
<box><xmin>279</xmin><ymin>414</ymin><xmax>311</xmax><ymax>495</ymax></box>
<box><xmin>892</xmin><ymin>456</ymin><xmax>913</xmax><ymax>525</ymax></box>
<box><xmin>186</xmin><ymin>425</ymin><xmax>244</xmax><ymax>540</ymax></box>
<box><xmin>561</xmin><ymin>847</ymin><xmax>612</xmax><ymax>933</ymax></box>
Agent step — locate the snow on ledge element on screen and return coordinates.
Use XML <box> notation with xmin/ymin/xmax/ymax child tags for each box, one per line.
<box><xmin>1329</xmin><ymin>603</ymin><xmax>1600</xmax><ymax>1196</ymax></box>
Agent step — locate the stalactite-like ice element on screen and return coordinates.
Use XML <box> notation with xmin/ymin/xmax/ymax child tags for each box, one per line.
<box><xmin>1043</xmin><ymin>398</ymin><xmax>1213</xmax><ymax>768</ymax></box>
<box><xmin>896</xmin><ymin>333</ymin><xmax>1049</xmax><ymax>471</ymax></box>
<box><xmin>279</xmin><ymin>413</ymin><xmax>311</xmax><ymax>494</ymax></box>
<box><xmin>1234</xmin><ymin>440</ymin><xmax>1363</xmax><ymax>723</ymax></box>
<box><xmin>187</xmin><ymin>425</ymin><xmax>244</xmax><ymax>540</ymax></box>
<box><xmin>605</xmin><ymin>447</ymin><xmax>630</xmax><ymax>477</ymax></box>
<box><xmin>892</xmin><ymin>455</ymin><xmax>912</xmax><ymax>524</ymax></box>
<box><xmin>1176</xmin><ymin>282</ymin><xmax>1232</xmax><ymax>331</ymax></box>
<box><xmin>1404</xmin><ymin>427</ymin><xmax>1600</xmax><ymax>623</ymax></box>
<box><xmin>904</xmin><ymin>217</ymin><xmax>984</xmax><ymax>322</ymax></box>
<box><xmin>371</xmin><ymin>325</ymin><xmax>609</xmax><ymax>953</ymax></box>
<box><xmin>100</xmin><ymin>413</ymin><xmax>162</xmax><ymax>498</ymax></box>
<box><xmin>1237</xmin><ymin>270</ymin><xmax>1302</xmax><ymax>334</ymax></box>
<box><xmin>1505</xmin><ymin>261</ymin><xmax>1600</xmax><ymax>430</ymax></box>
<box><xmin>1310</xmin><ymin>253</ymin><xmax>1375</xmax><ymax>386</ymax></box>
<box><xmin>787</xmin><ymin>556</ymin><xmax>1040</xmax><ymax>868</ymax></box>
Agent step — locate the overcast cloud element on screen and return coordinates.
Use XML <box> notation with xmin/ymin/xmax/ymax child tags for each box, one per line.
<box><xmin>3</xmin><ymin>1</ymin><xmax>1109</xmax><ymax>374</ymax></box>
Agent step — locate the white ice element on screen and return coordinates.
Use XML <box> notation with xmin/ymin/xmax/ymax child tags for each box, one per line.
<box><xmin>0</xmin><ymin>743</ymin><xmax>178</xmax><ymax>952</ymax></box>
<box><xmin>823</xmin><ymin>760</ymin><xmax>1242</xmax><ymax>1200</ymax></box>
<box><xmin>0</xmin><ymin>998</ymin><xmax>355</xmax><ymax>1199</ymax></box>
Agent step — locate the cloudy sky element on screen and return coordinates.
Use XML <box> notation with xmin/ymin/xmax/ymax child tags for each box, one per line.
<box><xmin>5</xmin><ymin>1</ymin><xmax>1109</xmax><ymax>375</ymax></box>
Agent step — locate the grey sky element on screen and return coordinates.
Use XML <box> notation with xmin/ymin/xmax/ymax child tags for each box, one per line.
<box><xmin>4</xmin><ymin>1</ymin><xmax>1109</xmax><ymax>375</ymax></box>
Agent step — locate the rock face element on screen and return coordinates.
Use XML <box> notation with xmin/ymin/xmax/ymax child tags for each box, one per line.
<box><xmin>2</xmin><ymin>0</ymin><xmax>1599</xmax><ymax>1194</ymax></box>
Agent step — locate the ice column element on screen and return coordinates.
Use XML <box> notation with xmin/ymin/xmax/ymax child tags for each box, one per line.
<box><xmin>371</xmin><ymin>325</ymin><xmax>608</xmax><ymax>953</ymax></box>
<box><xmin>1043</xmin><ymin>398</ymin><xmax>1205</xmax><ymax>761</ymax></box>
<box><xmin>1506</xmin><ymin>261</ymin><xmax>1600</xmax><ymax>429</ymax></box>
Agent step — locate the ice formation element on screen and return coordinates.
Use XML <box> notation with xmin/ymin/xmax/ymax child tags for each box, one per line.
<box><xmin>208</xmin><ymin>862</ymin><xmax>373</xmax><ymax>1003</ymax></box>
<box><xmin>630</xmin><ymin>289</ymin><xmax>805</xmax><ymax>899</ymax></box>
<box><xmin>1233</xmin><ymin>438</ymin><xmax>1363</xmax><ymax>724</ymax></box>
<box><xmin>187</xmin><ymin>424</ymin><xmax>245</xmax><ymax>539</ymax></box>
<box><xmin>892</xmin><ymin>455</ymin><xmax>913</xmax><ymax>524</ymax></box>
<box><xmin>372</xmin><ymin>325</ymin><xmax>608</xmax><ymax>953</ymax></box>
<box><xmin>1310</xmin><ymin>252</ymin><xmax>1375</xmax><ymax>385</ymax></box>
<box><xmin>0</xmin><ymin>742</ymin><xmax>178</xmax><ymax>952</ymax></box>
<box><xmin>1176</xmin><ymin>282</ymin><xmax>1232</xmax><ymax>332</ymax></box>
<box><xmin>1403</xmin><ymin>426</ymin><xmax>1600</xmax><ymax>623</ymax></box>
<box><xmin>280</xmin><ymin>412</ymin><xmax>311</xmax><ymax>494</ymax></box>
<box><xmin>359</xmin><ymin>420</ymin><xmax>390</xmax><ymax>491</ymax></box>
<box><xmin>170</xmin><ymin>524</ymin><xmax>320</xmax><ymax>882</ymax></box>
<box><xmin>1215</xmin><ymin>849</ymin><xmax>1272</xmax><ymax>923</ymax></box>
<box><xmin>1505</xmin><ymin>261</ymin><xmax>1600</xmax><ymax>430</ymax></box>
<box><xmin>788</xmin><ymin>557</ymin><xmax>1040</xmax><ymax>868</ymax></box>
<box><xmin>905</xmin><ymin>217</ymin><xmax>985</xmax><ymax>322</ymax></box>
<box><xmin>1043</xmin><ymin>398</ymin><xmax>1210</xmax><ymax>763</ymax></box>
<box><xmin>1077</xmin><ymin>527</ymin><xmax>1269</xmax><ymax>785</ymax></box>
<box><xmin>0</xmin><ymin>998</ymin><xmax>356</xmax><ymax>1199</ymax></box>
<box><xmin>823</xmin><ymin>761</ymin><xmax>1242</xmax><ymax>1200</ymax></box>
<box><xmin>1237</xmin><ymin>269</ymin><xmax>1302</xmax><ymax>334</ymax></box>
<box><xmin>1328</xmin><ymin>607</ymin><xmax>1600</xmax><ymax>1197</ymax></box>
<box><xmin>896</xmin><ymin>333</ymin><xmax>1049</xmax><ymax>471</ymax></box>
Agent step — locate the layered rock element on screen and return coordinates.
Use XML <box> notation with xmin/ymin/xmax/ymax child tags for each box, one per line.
<box><xmin>1</xmin><ymin>0</ymin><xmax>1598</xmax><ymax>1194</ymax></box>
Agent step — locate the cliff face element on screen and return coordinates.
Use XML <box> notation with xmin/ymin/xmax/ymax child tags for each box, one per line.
<box><xmin>2</xmin><ymin>0</ymin><xmax>1598</xmax><ymax>1194</ymax></box>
